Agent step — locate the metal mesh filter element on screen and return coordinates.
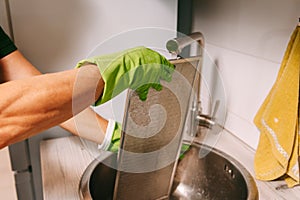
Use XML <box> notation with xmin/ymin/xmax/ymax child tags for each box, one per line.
<box><xmin>113</xmin><ymin>57</ymin><xmax>200</xmax><ymax>200</ymax></box>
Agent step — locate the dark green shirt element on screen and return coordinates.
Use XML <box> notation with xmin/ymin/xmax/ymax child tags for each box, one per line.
<box><xmin>0</xmin><ymin>26</ymin><xmax>17</xmax><ymax>59</ymax></box>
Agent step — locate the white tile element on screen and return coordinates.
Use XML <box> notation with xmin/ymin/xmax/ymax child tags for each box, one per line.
<box><xmin>192</xmin><ymin>0</ymin><xmax>300</xmax><ymax>63</ymax></box>
<box><xmin>199</xmin><ymin>43</ymin><xmax>281</xmax><ymax>148</ymax></box>
<box><xmin>192</xmin><ymin>0</ymin><xmax>300</xmax><ymax>148</ymax></box>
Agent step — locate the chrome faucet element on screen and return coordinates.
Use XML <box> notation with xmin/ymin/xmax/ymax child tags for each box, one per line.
<box><xmin>166</xmin><ymin>32</ymin><xmax>219</xmax><ymax>135</ymax></box>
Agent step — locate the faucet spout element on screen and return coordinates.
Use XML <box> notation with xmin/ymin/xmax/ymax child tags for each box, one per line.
<box><xmin>166</xmin><ymin>32</ymin><xmax>204</xmax><ymax>56</ymax></box>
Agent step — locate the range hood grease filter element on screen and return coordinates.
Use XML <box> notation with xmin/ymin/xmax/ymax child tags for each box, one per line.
<box><xmin>113</xmin><ymin>58</ymin><xmax>199</xmax><ymax>200</ymax></box>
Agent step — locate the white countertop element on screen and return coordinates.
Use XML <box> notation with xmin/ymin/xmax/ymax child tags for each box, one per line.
<box><xmin>40</xmin><ymin>130</ymin><xmax>300</xmax><ymax>200</ymax></box>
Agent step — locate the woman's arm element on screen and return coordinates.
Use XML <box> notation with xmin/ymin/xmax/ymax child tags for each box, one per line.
<box><xmin>0</xmin><ymin>50</ymin><xmax>107</xmax><ymax>148</ymax></box>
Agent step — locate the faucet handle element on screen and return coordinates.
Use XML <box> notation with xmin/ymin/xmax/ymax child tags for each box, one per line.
<box><xmin>211</xmin><ymin>100</ymin><xmax>220</xmax><ymax>120</ymax></box>
<box><xmin>196</xmin><ymin>100</ymin><xmax>220</xmax><ymax>130</ymax></box>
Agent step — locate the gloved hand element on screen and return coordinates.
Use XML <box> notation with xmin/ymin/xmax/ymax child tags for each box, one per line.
<box><xmin>76</xmin><ymin>46</ymin><xmax>175</xmax><ymax>105</ymax></box>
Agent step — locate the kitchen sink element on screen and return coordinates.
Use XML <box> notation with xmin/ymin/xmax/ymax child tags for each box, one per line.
<box><xmin>79</xmin><ymin>141</ymin><xmax>258</xmax><ymax>200</ymax></box>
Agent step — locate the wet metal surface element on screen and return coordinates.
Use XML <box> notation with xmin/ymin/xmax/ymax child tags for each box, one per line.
<box><xmin>79</xmin><ymin>141</ymin><xmax>258</xmax><ymax>200</ymax></box>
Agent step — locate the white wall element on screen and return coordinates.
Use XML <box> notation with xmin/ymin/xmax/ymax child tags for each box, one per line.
<box><xmin>9</xmin><ymin>0</ymin><xmax>177</xmax><ymax>73</ymax></box>
<box><xmin>192</xmin><ymin>0</ymin><xmax>300</xmax><ymax>149</ymax></box>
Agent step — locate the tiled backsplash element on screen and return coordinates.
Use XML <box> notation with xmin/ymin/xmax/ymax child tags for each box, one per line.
<box><xmin>192</xmin><ymin>0</ymin><xmax>300</xmax><ymax>149</ymax></box>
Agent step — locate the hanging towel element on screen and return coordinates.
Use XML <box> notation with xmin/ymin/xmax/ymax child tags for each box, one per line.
<box><xmin>254</xmin><ymin>25</ymin><xmax>300</xmax><ymax>187</ymax></box>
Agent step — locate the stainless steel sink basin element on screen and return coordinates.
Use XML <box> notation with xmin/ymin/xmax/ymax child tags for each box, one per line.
<box><xmin>79</xmin><ymin>141</ymin><xmax>258</xmax><ymax>200</ymax></box>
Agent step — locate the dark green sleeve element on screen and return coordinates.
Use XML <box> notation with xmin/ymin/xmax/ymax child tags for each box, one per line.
<box><xmin>0</xmin><ymin>26</ymin><xmax>17</xmax><ymax>59</ymax></box>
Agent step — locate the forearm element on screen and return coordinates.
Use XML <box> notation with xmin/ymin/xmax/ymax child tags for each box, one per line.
<box><xmin>60</xmin><ymin>107</ymin><xmax>108</xmax><ymax>144</ymax></box>
<box><xmin>0</xmin><ymin>50</ymin><xmax>109</xmax><ymax>145</ymax></box>
<box><xmin>0</xmin><ymin>65</ymin><xmax>104</xmax><ymax>148</ymax></box>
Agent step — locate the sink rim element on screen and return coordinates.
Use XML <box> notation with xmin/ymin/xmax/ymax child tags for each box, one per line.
<box><xmin>79</xmin><ymin>150</ymin><xmax>114</xmax><ymax>199</ymax></box>
<box><xmin>78</xmin><ymin>141</ymin><xmax>259</xmax><ymax>200</ymax></box>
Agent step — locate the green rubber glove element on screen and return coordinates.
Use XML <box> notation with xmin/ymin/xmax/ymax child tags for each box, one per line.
<box><xmin>107</xmin><ymin>122</ymin><xmax>122</xmax><ymax>153</ymax></box>
<box><xmin>76</xmin><ymin>46</ymin><xmax>175</xmax><ymax>105</ymax></box>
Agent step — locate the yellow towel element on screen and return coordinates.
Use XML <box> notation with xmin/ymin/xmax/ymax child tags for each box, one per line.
<box><xmin>254</xmin><ymin>26</ymin><xmax>300</xmax><ymax>187</ymax></box>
